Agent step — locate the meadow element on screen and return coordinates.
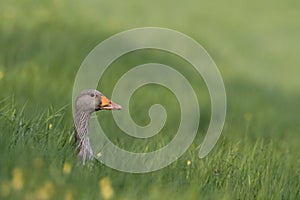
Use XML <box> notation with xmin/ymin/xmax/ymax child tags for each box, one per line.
<box><xmin>1</xmin><ymin>0</ymin><xmax>300</xmax><ymax>199</ymax></box>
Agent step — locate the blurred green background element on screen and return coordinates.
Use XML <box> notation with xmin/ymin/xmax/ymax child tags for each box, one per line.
<box><xmin>0</xmin><ymin>0</ymin><xmax>300</xmax><ymax>199</ymax></box>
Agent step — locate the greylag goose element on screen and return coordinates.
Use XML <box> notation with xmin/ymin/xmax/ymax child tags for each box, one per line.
<box><xmin>74</xmin><ymin>89</ymin><xmax>121</xmax><ymax>164</ymax></box>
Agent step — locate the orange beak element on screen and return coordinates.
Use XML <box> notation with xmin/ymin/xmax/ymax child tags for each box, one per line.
<box><xmin>100</xmin><ymin>95</ymin><xmax>122</xmax><ymax>110</ymax></box>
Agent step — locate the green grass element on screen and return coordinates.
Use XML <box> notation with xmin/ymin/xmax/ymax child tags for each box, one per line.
<box><xmin>1</xmin><ymin>0</ymin><xmax>300</xmax><ymax>199</ymax></box>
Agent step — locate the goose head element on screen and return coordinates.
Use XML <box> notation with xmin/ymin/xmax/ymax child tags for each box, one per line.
<box><xmin>75</xmin><ymin>89</ymin><xmax>122</xmax><ymax>114</ymax></box>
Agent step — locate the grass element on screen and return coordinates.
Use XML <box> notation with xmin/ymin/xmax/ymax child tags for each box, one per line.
<box><xmin>1</xmin><ymin>0</ymin><xmax>300</xmax><ymax>199</ymax></box>
<box><xmin>1</xmin><ymin>99</ymin><xmax>299</xmax><ymax>199</ymax></box>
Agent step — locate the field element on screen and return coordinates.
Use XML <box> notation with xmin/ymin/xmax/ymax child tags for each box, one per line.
<box><xmin>1</xmin><ymin>0</ymin><xmax>300</xmax><ymax>199</ymax></box>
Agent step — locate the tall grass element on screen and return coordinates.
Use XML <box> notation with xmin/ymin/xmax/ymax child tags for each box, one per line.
<box><xmin>0</xmin><ymin>96</ymin><xmax>299</xmax><ymax>199</ymax></box>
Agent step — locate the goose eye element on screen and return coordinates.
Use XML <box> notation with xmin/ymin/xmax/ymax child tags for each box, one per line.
<box><xmin>90</xmin><ymin>93</ymin><xmax>95</xmax><ymax>97</ymax></box>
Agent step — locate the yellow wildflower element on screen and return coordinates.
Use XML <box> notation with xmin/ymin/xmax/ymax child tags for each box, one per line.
<box><xmin>99</xmin><ymin>177</ymin><xmax>114</xmax><ymax>200</ymax></box>
<box><xmin>0</xmin><ymin>181</ymin><xmax>11</xmax><ymax>197</ymax></box>
<box><xmin>11</xmin><ymin>168</ymin><xmax>24</xmax><ymax>191</ymax></box>
<box><xmin>187</xmin><ymin>160</ymin><xmax>192</xmax><ymax>166</ymax></box>
<box><xmin>96</xmin><ymin>152</ymin><xmax>102</xmax><ymax>158</ymax></box>
<box><xmin>64</xmin><ymin>190</ymin><xmax>73</xmax><ymax>200</ymax></box>
<box><xmin>35</xmin><ymin>181</ymin><xmax>55</xmax><ymax>200</ymax></box>
<box><xmin>63</xmin><ymin>162</ymin><xmax>72</xmax><ymax>175</ymax></box>
<box><xmin>0</xmin><ymin>71</ymin><xmax>4</xmax><ymax>80</ymax></box>
<box><xmin>48</xmin><ymin>124</ymin><xmax>53</xmax><ymax>130</ymax></box>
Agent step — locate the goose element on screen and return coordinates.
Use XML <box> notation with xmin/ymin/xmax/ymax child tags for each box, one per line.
<box><xmin>74</xmin><ymin>89</ymin><xmax>121</xmax><ymax>164</ymax></box>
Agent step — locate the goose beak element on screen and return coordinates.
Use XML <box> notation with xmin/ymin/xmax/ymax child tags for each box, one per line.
<box><xmin>100</xmin><ymin>95</ymin><xmax>122</xmax><ymax>110</ymax></box>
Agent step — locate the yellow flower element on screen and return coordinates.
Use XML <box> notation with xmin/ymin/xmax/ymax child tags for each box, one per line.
<box><xmin>0</xmin><ymin>181</ymin><xmax>11</xmax><ymax>197</ymax></box>
<box><xmin>63</xmin><ymin>162</ymin><xmax>72</xmax><ymax>175</ymax></box>
<box><xmin>24</xmin><ymin>180</ymin><xmax>55</xmax><ymax>200</ymax></box>
<box><xmin>99</xmin><ymin>177</ymin><xmax>114</xmax><ymax>200</ymax></box>
<box><xmin>187</xmin><ymin>160</ymin><xmax>192</xmax><ymax>166</ymax></box>
<box><xmin>64</xmin><ymin>190</ymin><xmax>73</xmax><ymax>200</ymax></box>
<box><xmin>0</xmin><ymin>71</ymin><xmax>4</xmax><ymax>80</ymax></box>
<box><xmin>48</xmin><ymin>124</ymin><xmax>53</xmax><ymax>130</ymax></box>
<box><xmin>35</xmin><ymin>181</ymin><xmax>55</xmax><ymax>200</ymax></box>
<box><xmin>96</xmin><ymin>152</ymin><xmax>102</xmax><ymax>158</ymax></box>
<box><xmin>11</xmin><ymin>168</ymin><xmax>24</xmax><ymax>191</ymax></box>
